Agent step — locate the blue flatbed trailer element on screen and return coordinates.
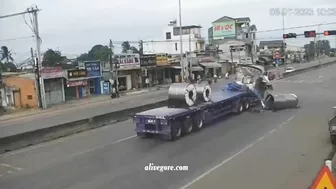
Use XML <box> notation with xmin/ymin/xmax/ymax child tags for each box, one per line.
<box><xmin>134</xmin><ymin>89</ymin><xmax>259</xmax><ymax>140</ymax></box>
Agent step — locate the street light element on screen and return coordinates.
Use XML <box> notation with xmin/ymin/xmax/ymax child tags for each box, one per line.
<box><xmin>178</xmin><ymin>0</ymin><xmax>184</xmax><ymax>82</ymax></box>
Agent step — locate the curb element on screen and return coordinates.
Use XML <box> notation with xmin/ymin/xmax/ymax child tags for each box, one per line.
<box><xmin>1</xmin><ymin>60</ymin><xmax>336</xmax><ymax>154</ymax></box>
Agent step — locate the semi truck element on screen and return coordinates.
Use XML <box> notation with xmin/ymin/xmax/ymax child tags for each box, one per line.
<box><xmin>133</xmin><ymin>88</ymin><xmax>260</xmax><ymax>141</ymax></box>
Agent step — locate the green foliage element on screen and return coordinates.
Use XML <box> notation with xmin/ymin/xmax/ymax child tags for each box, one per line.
<box><xmin>77</xmin><ymin>45</ymin><xmax>110</xmax><ymax>61</ymax></box>
<box><xmin>42</xmin><ymin>49</ymin><xmax>66</xmax><ymax>67</ymax></box>
<box><xmin>0</xmin><ymin>46</ymin><xmax>14</xmax><ymax>63</ymax></box>
<box><xmin>121</xmin><ymin>41</ymin><xmax>139</xmax><ymax>54</ymax></box>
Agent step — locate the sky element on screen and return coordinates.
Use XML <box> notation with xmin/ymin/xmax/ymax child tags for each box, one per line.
<box><xmin>0</xmin><ymin>0</ymin><xmax>336</xmax><ymax>63</ymax></box>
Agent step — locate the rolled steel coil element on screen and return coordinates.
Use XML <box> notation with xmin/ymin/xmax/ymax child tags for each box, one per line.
<box><xmin>168</xmin><ymin>83</ymin><xmax>197</xmax><ymax>107</ymax></box>
<box><xmin>265</xmin><ymin>93</ymin><xmax>299</xmax><ymax>111</ymax></box>
<box><xmin>194</xmin><ymin>83</ymin><xmax>212</xmax><ymax>102</ymax></box>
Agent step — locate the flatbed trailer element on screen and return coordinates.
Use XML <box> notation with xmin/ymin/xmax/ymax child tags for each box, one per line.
<box><xmin>134</xmin><ymin>89</ymin><xmax>259</xmax><ymax>140</ymax></box>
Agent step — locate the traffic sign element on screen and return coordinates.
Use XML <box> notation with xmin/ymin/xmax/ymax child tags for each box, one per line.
<box><xmin>311</xmin><ymin>166</ymin><xmax>336</xmax><ymax>189</ymax></box>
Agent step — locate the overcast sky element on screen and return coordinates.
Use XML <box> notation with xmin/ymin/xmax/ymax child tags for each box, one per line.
<box><xmin>0</xmin><ymin>0</ymin><xmax>336</xmax><ymax>62</ymax></box>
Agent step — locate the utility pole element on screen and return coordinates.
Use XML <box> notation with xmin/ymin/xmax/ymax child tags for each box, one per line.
<box><xmin>31</xmin><ymin>47</ymin><xmax>42</xmax><ymax>108</ymax></box>
<box><xmin>109</xmin><ymin>39</ymin><xmax>119</xmax><ymax>96</ymax></box>
<box><xmin>0</xmin><ymin>6</ymin><xmax>46</xmax><ymax>108</ymax></box>
<box><xmin>282</xmin><ymin>13</ymin><xmax>286</xmax><ymax>70</ymax></box>
<box><xmin>178</xmin><ymin>0</ymin><xmax>184</xmax><ymax>82</ymax></box>
<box><xmin>188</xmin><ymin>29</ymin><xmax>192</xmax><ymax>81</ymax></box>
<box><xmin>31</xmin><ymin>7</ymin><xmax>47</xmax><ymax>109</ymax></box>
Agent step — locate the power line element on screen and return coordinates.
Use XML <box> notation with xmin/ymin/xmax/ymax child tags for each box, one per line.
<box><xmin>0</xmin><ymin>36</ymin><xmax>34</xmax><ymax>42</ymax></box>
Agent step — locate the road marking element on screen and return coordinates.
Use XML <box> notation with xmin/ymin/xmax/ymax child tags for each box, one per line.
<box><xmin>0</xmin><ymin>164</ymin><xmax>23</xmax><ymax>171</ymax></box>
<box><xmin>3</xmin><ymin>120</ymin><xmax>133</xmax><ymax>158</ymax></box>
<box><xmin>180</xmin><ymin>116</ymin><xmax>294</xmax><ymax>189</ymax></box>
<box><xmin>72</xmin><ymin>135</ymin><xmax>137</xmax><ymax>157</ymax></box>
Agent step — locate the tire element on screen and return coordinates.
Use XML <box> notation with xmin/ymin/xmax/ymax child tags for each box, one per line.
<box><xmin>193</xmin><ymin>114</ymin><xmax>204</xmax><ymax>131</ymax></box>
<box><xmin>182</xmin><ymin>117</ymin><xmax>193</xmax><ymax>135</ymax></box>
<box><xmin>235</xmin><ymin>101</ymin><xmax>243</xmax><ymax>114</ymax></box>
<box><xmin>331</xmin><ymin>135</ymin><xmax>336</xmax><ymax>145</ymax></box>
<box><xmin>171</xmin><ymin>124</ymin><xmax>182</xmax><ymax>141</ymax></box>
<box><xmin>244</xmin><ymin>100</ymin><xmax>250</xmax><ymax>110</ymax></box>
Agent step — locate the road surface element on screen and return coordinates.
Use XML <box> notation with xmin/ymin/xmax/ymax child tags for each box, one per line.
<box><xmin>0</xmin><ymin>63</ymin><xmax>334</xmax><ymax>189</ymax></box>
<box><xmin>0</xmin><ymin>58</ymin><xmax>334</xmax><ymax>139</ymax></box>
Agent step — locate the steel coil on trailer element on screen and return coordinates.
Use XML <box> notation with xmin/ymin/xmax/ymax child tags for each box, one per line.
<box><xmin>194</xmin><ymin>83</ymin><xmax>212</xmax><ymax>102</ymax></box>
<box><xmin>168</xmin><ymin>83</ymin><xmax>197</xmax><ymax>108</ymax></box>
<box><xmin>264</xmin><ymin>93</ymin><xmax>299</xmax><ymax>111</ymax></box>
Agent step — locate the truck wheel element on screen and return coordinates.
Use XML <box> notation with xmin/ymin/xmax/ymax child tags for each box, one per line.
<box><xmin>182</xmin><ymin>117</ymin><xmax>193</xmax><ymax>135</ymax></box>
<box><xmin>193</xmin><ymin>115</ymin><xmax>204</xmax><ymax>131</ymax></box>
<box><xmin>235</xmin><ymin>101</ymin><xmax>243</xmax><ymax>114</ymax></box>
<box><xmin>331</xmin><ymin>135</ymin><xmax>336</xmax><ymax>145</ymax></box>
<box><xmin>171</xmin><ymin>124</ymin><xmax>182</xmax><ymax>141</ymax></box>
<box><xmin>244</xmin><ymin>101</ymin><xmax>250</xmax><ymax>110</ymax></box>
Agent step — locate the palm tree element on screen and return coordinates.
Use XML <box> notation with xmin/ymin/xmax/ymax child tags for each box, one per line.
<box><xmin>0</xmin><ymin>46</ymin><xmax>14</xmax><ymax>63</ymax></box>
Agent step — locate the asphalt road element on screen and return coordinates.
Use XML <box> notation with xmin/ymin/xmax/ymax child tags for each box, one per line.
<box><xmin>0</xmin><ymin>58</ymin><xmax>334</xmax><ymax>139</ymax></box>
<box><xmin>0</xmin><ymin>64</ymin><xmax>335</xmax><ymax>189</ymax></box>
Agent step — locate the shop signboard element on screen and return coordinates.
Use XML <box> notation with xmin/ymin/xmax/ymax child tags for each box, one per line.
<box><xmin>156</xmin><ymin>53</ymin><xmax>169</xmax><ymax>66</ymax></box>
<box><xmin>115</xmin><ymin>53</ymin><xmax>140</xmax><ymax>70</ymax></box>
<box><xmin>84</xmin><ymin>61</ymin><xmax>102</xmax><ymax>77</ymax></box>
<box><xmin>68</xmin><ymin>69</ymin><xmax>87</xmax><ymax>78</ymax></box>
<box><xmin>140</xmin><ymin>54</ymin><xmax>156</xmax><ymax>68</ymax></box>
<box><xmin>212</xmin><ymin>20</ymin><xmax>236</xmax><ymax>39</ymax></box>
<box><xmin>41</xmin><ymin>67</ymin><xmax>64</xmax><ymax>79</ymax></box>
<box><xmin>66</xmin><ymin>80</ymin><xmax>88</xmax><ymax>87</ymax></box>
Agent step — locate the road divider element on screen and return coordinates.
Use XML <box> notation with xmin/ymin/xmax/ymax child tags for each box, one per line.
<box><xmin>0</xmin><ymin>59</ymin><xmax>336</xmax><ymax>154</ymax></box>
<box><xmin>0</xmin><ymin>100</ymin><xmax>167</xmax><ymax>154</ymax></box>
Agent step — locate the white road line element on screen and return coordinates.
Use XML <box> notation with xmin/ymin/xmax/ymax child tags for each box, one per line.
<box><xmin>287</xmin><ymin>116</ymin><xmax>294</xmax><ymax>122</ymax></box>
<box><xmin>180</xmin><ymin>116</ymin><xmax>294</xmax><ymax>189</ymax></box>
<box><xmin>72</xmin><ymin>135</ymin><xmax>137</xmax><ymax>157</ymax></box>
<box><xmin>0</xmin><ymin>164</ymin><xmax>23</xmax><ymax>171</ymax></box>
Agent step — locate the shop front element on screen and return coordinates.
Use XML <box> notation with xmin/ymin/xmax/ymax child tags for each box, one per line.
<box><xmin>65</xmin><ymin>69</ymin><xmax>90</xmax><ymax>100</ymax></box>
<box><xmin>155</xmin><ymin>53</ymin><xmax>170</xmax><ymax>84</ymax></box>
<box><xmin>84</xmin><ymin>61</ymin><xmax>102</xmax><ymax>95</ymax></box>
<box><xmin>41</xmin><ymin>67</ymin><xmax>65</xmax><ymax>107</ymax></box>
<box><xmin>140</xmin><ymin>54</ymin><xmax>156</xmax><ymax>88</ymax></box>
<box><xmin>115</xmin><ymin>53</ymin><xmax>141</xmax><ymax>91</ymax></box>
<box><xmin>200</xmin><ymin>62</ymin><xmax>222</xmax><ymax>77</ymax></box>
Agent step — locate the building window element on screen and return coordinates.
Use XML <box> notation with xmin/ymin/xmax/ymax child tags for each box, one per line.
<box><xmin>166</xmin><ymin>32</ymin><xmax>171</xmax><ymax>40</ymax></box>
<box><xmin>173</xmin><ymin>27</ymin><xmax>180</xmax><ymax>36</ymax></box>
<box><xmin>175</xmin><ymin>43</ymin><xmax>178</xmax><ymax>51</ymax></box>
<box><xmin>246</xmin><ymin>33</ymin><xmax>249</xmax><ymax>39</ymax></box>
<box><xmin>27</xmin><ymin>95</ymin><xmax>33</xmax><ymax>100</ymax></box>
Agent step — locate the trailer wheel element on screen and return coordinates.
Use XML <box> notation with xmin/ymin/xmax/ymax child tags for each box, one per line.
<box><xmin>171</xmin><ymin>124</ymin><xmax>182</xmax><ymax>141</ymax></box>
<box><xmin>235</xmin><ymin>101</ymin><xmax>244</xmax><ymax>114</ymax></box>
<box><xmin>182</xmin><ymin>117</ymin><xmax>193</xmax><ymax>135</ymax></box>
<box><xmin>192</xmin><ymin>114</ymin><xmax>204</xmax><ymax>131</ymax></box>
<box><xmin>331</xmin><ymin>135</ymin><xmax>336</xmax><ymax>145</ymax></box>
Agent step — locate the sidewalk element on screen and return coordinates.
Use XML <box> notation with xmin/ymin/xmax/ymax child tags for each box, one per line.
<box><xmin>0</xmin><ymin>84</ymin><xmax>170</xmax><ymax>122</ymax></box>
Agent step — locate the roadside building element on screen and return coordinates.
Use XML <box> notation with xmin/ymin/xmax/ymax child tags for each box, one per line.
<box><xmin>84</xmin><ymin>61</ymin><xmax>102</xmax><ymax>94</ymax></box>
<box><xmin>41</xmin><ymin>67</ymin><xmax>66</xmax><ymax>107</ymax></box>
<box><xmin>143</xmin><ymin>20</ymin><xmax>206</xmax><ymax>55</ymax></box>
<box><xmin>0</xmin><ymin>72</ymin><xmax>38</xmax><ymax>108</ymax></box>
<box><xmin>156</xmin><ymin>53</ymin><xmax>171</xmax><ymax>84</ymax></box>
<box><xmin>65</xmin><ymin>69</ymin><xmax>89</xmax><ymax>100</ymax></box>
<box><xmin>140</xmin><ymin>54</ymin><xmax>156</xmax><ymax>88</ymax></box>
<box><xmin>115</xmin><ymin>53</ymin><xmax>141</xmax><ymax>91</ymax></box>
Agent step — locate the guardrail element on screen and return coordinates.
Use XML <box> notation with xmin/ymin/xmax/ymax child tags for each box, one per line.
<box><xmin>1</xmin><ymin>59</ymin><xmax>336</xmax><ymax>154</ymax></box>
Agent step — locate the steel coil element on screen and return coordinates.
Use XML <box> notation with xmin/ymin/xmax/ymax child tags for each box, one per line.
<box><xmin>265</xmin><ymin>93</ymin><xmax>299</xmax><ymax>111</ymax></box>
<box><xmin>195</xmin><ymin>83</ymin><xmax>212</xmax><ymax>102</ymax></box>
<box><xmin>168</xmin><ymin>83</ymin><xmax>197</xmax><ymax>107</ymax></box>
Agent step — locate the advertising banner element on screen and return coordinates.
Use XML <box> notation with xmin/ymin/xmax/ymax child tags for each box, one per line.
<box><xmin>115</xmin><ymin>54</ymin><xmax>140</xmax><ymax>70</ymax></box>
<box><xmin>68</xmin><ymin>69</ymin><xmax>87</xmax><ymax>78</ymax></box>
<box><xmin>41</xmin><ymin>67</ymin><xmax>64</xmax><ymax>79</ymax></box>
<box><xmin>140</xmin><ymin>54</ymin><xmax>156</xmax><ymax>68</ymax></box>
<box><xmin>156</xmin><ymin>54</ymin><xmax>169</xmax><ymax>66</ymax></box>
<box><xmin>84</xmin><ymin>61</ymin><xmax>102</xmax><ymax>77</ymax></box>
<box><xmin>212</xmin><ymin>21</ymin><xmax>236</xmax><ymax>39</ymax></box>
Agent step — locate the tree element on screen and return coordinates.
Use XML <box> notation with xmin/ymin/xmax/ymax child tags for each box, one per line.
<box><xmin>77</xmin><ymin>45</ymin><xmax>110</xmax><ymax>61</ymax></box>
<box><xmin>121</xmin><ymin>41</ymin><xmax>139</xmax><ymax>54</ymax></box>
<box><xmin>0</xmin><ymin>46</ymin><xmax>14</xmax><ymax>63</ymax></box>
<box><xmin>42</xmin><ymin>49</ymin><xmax>66</xmax><ymax>67</ymax></box>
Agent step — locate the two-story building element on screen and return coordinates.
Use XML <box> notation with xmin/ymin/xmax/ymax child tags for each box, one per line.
<box><xmin>208</xmin><ymin>16</ymin><xmax>257</xmax><ymax>63</ymax></box>
<box><xmin>143</xmin><ymin>20</ymin><xmax>206</xmax><ymax>55</ymax></box>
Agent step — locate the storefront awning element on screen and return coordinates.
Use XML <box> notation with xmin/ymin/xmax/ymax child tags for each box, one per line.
<box><xmin>200</xmin><ymin>62</ymin><xmax>222</xmax><ymax>68</ymax></box>
<box><xmin>68</xmin><ymin>76</ymin><xmax>99</xmax><ymax>81</ymax></box>
<box><xmin>191</xmin><ymin>66</ymin><xmax>204</xmax><ymax>71</ymax></box>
